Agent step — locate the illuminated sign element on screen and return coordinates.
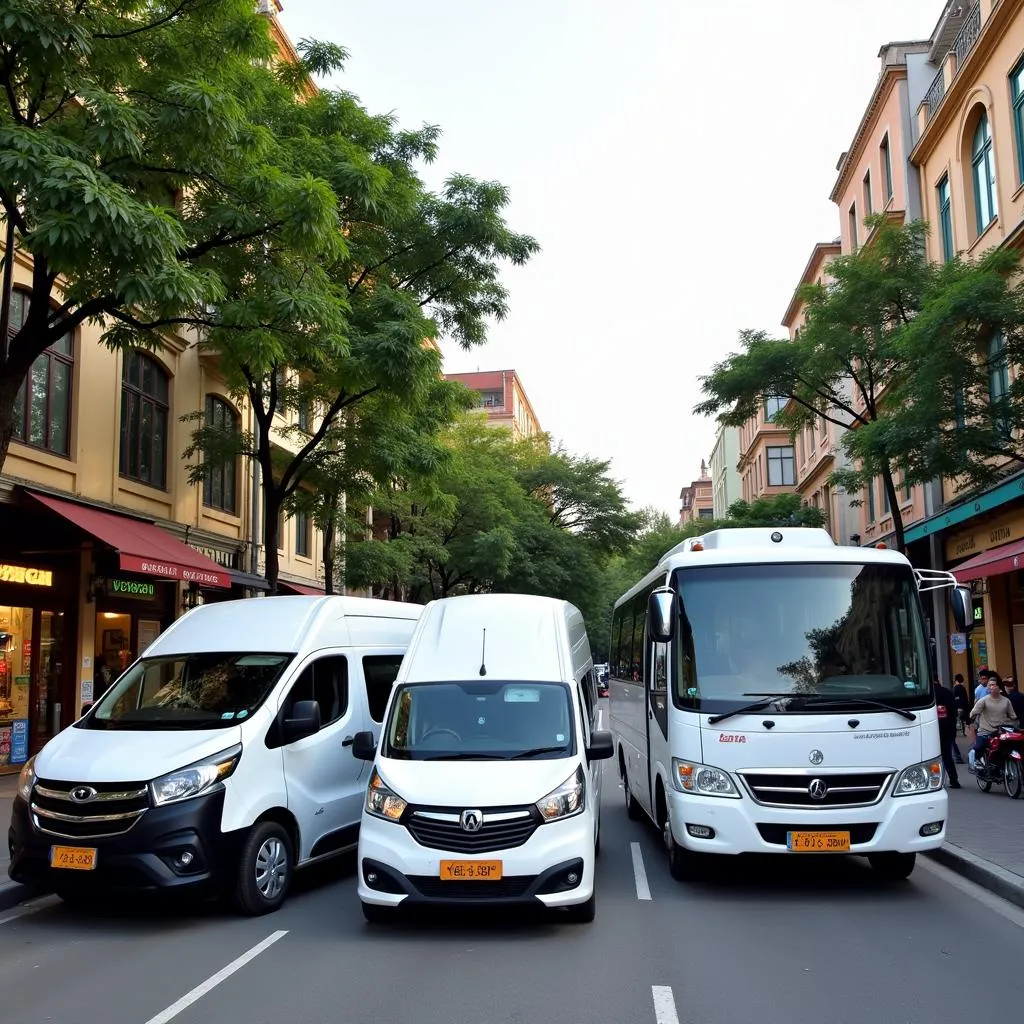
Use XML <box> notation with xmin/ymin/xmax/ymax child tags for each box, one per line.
<box><xmin>109</xmin><ymin>578</ymin><xmax>156</xmax><ymax>600</ymax></box>
<box><xmin>0</xmin><ymin>564</ymin><xmax>53</xmax><ymax>587</ymax></box>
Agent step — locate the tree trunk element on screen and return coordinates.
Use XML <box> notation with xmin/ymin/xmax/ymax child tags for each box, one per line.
<box><xmin>880</xmin><ymin>463</ymin><xmax>906</xmax><ymax>553</ymax></box>
<box><xmin>262</xmin><ymin>481</ymin><xmax>282</xmax><ymax>595</ymax></box>
<box><xmin>322</xmin><ymin>491</ymin><xmax>338</xmax><ymax>595</ymax></box>
<box><xmin>0</xmin><ymin>373</ymin><xmax>18</xmax><ymax>475</ymax></box>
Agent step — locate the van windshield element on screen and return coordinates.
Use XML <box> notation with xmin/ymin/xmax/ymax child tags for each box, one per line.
<box><xmin>384</xmin><ymin>681</ymin><xmax>576</xmax><ymax>760</ymax></box>
<box><xmin>78</xmin><ymin>653</ymin><xmax>293</xmax><ymax>730</ymax></box>
<box><xmin>672</xmin><ymin>562</ymin><xmax>932</xmax><ymax>713</ymax></box>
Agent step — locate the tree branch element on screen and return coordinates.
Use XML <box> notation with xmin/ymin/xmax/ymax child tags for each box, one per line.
<box><xmin>92</xmin><ymin>0</ymin><xmax>195</xmax><ymax>39</ymax></box>
<box><xmin>179</xmin><ymin>222</ymin><xmax>284</xmax><ymax>262</ymax></box>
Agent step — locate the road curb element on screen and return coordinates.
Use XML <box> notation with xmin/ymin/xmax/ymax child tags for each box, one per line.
<box><xmin>926</xmin><ymin>842</ymin><xmax>1024</xmax><ymax>911</ymax></box>
<box><xmin>0</xmin><ymin>879</ymin><xmax>44</xmax><ymax>914</ymax></box>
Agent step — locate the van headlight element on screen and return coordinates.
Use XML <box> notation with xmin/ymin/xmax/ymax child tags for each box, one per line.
<box><xmin>893</xmin><ymin>759</ymin><xmax>943</xmax><ymax>796</ymax></box>
<box><xmin>149</xmin><ymin>745</ymin><xmax>242</xmax><ymax>806</ymax></box>
<box><xmin>18</xmin><ymin>757</ymin><xmax>36</xmax><ymax>802</ymax></box>
<box><xmin>365</xmin><ymin>767</ymin><xmax>407</xmax><ymax>821</ymax></box>
<box><xmin>536</xmin><ymin>766</ymin><xmax>586</xmax><ymax>821</ymax></box>
<box><xmin>672</xmin><ymin>758</ymin><xmax>740</xmax><ymax>798</ymax></box>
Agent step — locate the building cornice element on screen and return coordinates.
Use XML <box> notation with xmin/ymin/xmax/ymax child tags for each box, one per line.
<box><xmin>781</xmin><ymin>242</ymin><xmax>842</xmax><ymax>327</ymax></box>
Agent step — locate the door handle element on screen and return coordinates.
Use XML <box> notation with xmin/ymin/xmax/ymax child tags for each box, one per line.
<box><xmin>342</xmin><ymin>735</ymin><xmax>354</xmax><ymax>747</ymax></box>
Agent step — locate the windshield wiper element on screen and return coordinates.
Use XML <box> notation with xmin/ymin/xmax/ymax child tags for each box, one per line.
<box><xmin>707</xmin><ymin>695</ymin><xmax>791</xmax><ymax>725</ymax></box>
<box><xmin>421</xmin><ymin>752</ymin><xmax>508</xmax><ymax>761</ymax></box>
<box><xmin>509</xmin><ymin>745</ymin><xmax>569</xmax><ymax>760</ymax></box>
<box><xmin>800</xmin><ymin>695</ymin><xmax>917</xmax><ymax>721</ymax></box>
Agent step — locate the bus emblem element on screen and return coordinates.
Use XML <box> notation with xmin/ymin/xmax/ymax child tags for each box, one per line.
<box><xmin>808</xmin><ymin>749</ymin><xmax>824</xmax><ymax>765</ymax></box>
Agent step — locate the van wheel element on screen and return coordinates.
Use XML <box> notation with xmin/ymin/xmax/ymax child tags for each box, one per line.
<box><xmin>622</xmin><ymin>765</ymin><xmax>642</xmax><ymax>821</ymax></box>
<box><xmin>361</xmin><ymin>901</ymin><xmax>394</xmax><ymax>924</ymax></box>
<box><xmin>563</xmin><ymin>891</ymin><xmax>596</xmax><ymax>923</ymax></box>
<box><xmin>868</xmin><ymin>852</ymin><xmax>916</xmax><ymax>881</ymax></box>
<box><xmin>233</xmin><ymin>821</ymin><xmax>293</xmax><ymax>916</ymax></box>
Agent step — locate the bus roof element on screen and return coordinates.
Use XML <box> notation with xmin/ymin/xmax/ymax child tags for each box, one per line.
<box><xmin>614</xmin><ymin>527</ymin><xmax>912</xmax><ymax>609</ymax></box>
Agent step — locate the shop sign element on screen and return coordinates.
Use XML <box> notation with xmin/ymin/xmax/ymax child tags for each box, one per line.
<box><xmin>119</xmin><ymin>554</ymin><xmax>230</xmax><ymax>589</ymax></box>
<box><xmin>108</xmin><ymin>578</ymin><xmax>156</xmax><ymax>600</ymax></box>
<box><xmin>945</xmin><ymin>508</ymin><xmax>1024</xmax><ymax>562</ymax></box>
<box><xmin>188</xmin><ymin>543</ymin><xmax>237</xmax><ymax>569</ymax></box>
<box><xmin>0</xmin><ymin>563</ymin><xmax>53</xmax><ymax>587</ymax></box>
<box><xmin>9</xmin><ymin>719</ymin><xmax>28</xmax><ymax>765</ymax></box>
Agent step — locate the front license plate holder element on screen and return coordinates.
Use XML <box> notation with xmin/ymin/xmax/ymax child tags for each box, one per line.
<box><xmin>786</xmin><ymin>831</ymin><xmax>851</xmax><ymax>852</ymax></box>
<box><xmin>49</xmin><ymin>845</ymin><xmax>98</xmax><ymax>871</ymax></box>
<box><xmin>439</xmin><ymin>860</ymin><xmax>503</xmax><ymax>880</ymax></box>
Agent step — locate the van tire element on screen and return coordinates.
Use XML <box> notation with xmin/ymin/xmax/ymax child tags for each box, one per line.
<box><xmin>232</xmin><ymin>821</ymin><xmax>293</xmax><ymax>916</ymax></box>
<box><xmin>867</xmin><ymin>852</ymin><xmax>916</xmax><ymax>881</ymax></box>
<box><xmin>563</xmin><ymin>891</ymin><xmax>596</xmax><ymax>923</ymax></box>
<box><xmin>361</xmin><ymin>900</ymin><xmax>394</xmax><ymax>924</ymax></box>
<box><xmin>622</xmin><ymin>758</ymin><xmax>643</xmax><ymax>821</ymax></box>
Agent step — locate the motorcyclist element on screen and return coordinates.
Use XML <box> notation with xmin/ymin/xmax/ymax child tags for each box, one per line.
<box><xmin>969</xmin><ymin>677</ymin><xmax>1019</xmax><ymax>770</ymax></box>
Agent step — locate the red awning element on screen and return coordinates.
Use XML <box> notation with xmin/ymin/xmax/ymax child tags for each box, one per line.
<box><xmin>277</xmin><ymin>580</ymin><xmax>325</xmax><ymax>596</ymax></box>
<box><xmin>952</xmin><ymin>537</ymin><xmax>1024</xmax><ymax>583</ymax></box>
<box><xmin>30</xmin><ymin>492</ymin><xmax>231</xmax><ymax>589</ymax></box>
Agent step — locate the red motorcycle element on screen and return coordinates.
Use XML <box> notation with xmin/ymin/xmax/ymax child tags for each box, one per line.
<box><xmin>973</xmin><ymin>724</ymin><xmax>1024</xmax><ymax>798</ymax></box>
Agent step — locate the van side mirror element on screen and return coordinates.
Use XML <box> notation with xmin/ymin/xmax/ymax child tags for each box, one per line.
<box><xmin>352</xmin><ymin>731</ymin><xmax>377</xmax><ymax>761</ymax></box>
<box><xmin>950</xmin><ymin>585</ymin><xmax>973</xmax><ymax>633</ymax></box>
<box><xmin>282</xmin><ymin>699</ymin><xmax>321</xmax><ymax>743</ymax></box>
<box><xmin>586</xmin><ymin>730</ymin><xmax>614</xmax><ymax>761</ymax></box>
<box><xmin>648</xmin><ymin>590</ymin><xmax>674</xmax><ymax>643</ymax></box>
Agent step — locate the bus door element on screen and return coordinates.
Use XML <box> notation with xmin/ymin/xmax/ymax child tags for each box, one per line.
<box><xmin>645</xmin><ymin>621</ymin><xmax>670</xmax><ymax>805</ymax></box>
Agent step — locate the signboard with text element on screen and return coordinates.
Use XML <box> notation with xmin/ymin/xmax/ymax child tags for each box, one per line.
<box><xmin>118</xmin><ymin>554</ymin><xmax>231</xmax><ymax>589</ymax></box>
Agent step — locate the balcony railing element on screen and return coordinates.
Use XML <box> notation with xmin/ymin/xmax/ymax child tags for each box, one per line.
<box><xmin>923</xmin><ymin>2</ymin><xmax>981</xmax><ymax>124</ymax></box>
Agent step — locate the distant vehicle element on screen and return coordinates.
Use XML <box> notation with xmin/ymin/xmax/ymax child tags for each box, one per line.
<box><xmin>609</xmin><ymin>526</ymin><xmax>970</xmax><ymax>883</ymax></box>
<box><xmin>595</xmin><ymin>664</ymin><xmax>610</xmax><ymax>697</ymax></box>
<box><xmin>355</xmin><ymin>593</ymin><xmax>613</xmax><ymax>923</ymax></box>
<box><xmin>9</xmin><ymin>596</ymin><xmax>422</xmax><ymax>915</ymax></box>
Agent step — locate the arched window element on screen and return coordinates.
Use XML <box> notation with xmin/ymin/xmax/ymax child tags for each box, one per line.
<box><xmin>202</xmin><ymin>394</ymin><xmax>239</xmax><ymax>513</ymax></box>
<box><xmin>9</xmin><ymin>290</ymin><xmax>74</xmax><ymax>456</ymax></box>
<box><xmin>972</xmin><ymin>111</ymin><xmax>998</xmax><ymax>235</ymax></box>
<box><xmin>119</xmin><ymin>350</ymin><xmax>169</xmax><ymax>488</ymax></box>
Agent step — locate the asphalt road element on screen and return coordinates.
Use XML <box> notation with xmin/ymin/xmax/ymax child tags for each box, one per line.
<box><xmin>4</xmin><ymin>763</ymin><xmax>1024</xmax><ymax>1024</ymax></box>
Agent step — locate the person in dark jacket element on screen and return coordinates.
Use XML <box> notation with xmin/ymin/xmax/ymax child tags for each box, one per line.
<box><xmin>1004</xmin><ymin>678</ymin><xmax>1024</xmax><ymax>722</ymax></box>
<box><xmin>952</xmin><ymin>674</ymin><xmax>970</xmax><ymax>738</ymax></box>
<box><xmin>934</xmin><ymin>679</ymin><xmax>961</xmax><ymax>788</ymax></box>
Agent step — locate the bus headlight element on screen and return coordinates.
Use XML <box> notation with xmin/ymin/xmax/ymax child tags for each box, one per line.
<box><xmin>893</xmin><ymin>759</ymin><xmax>943</xmax><ymax>796</ymax></box>
<box><xmin>671</xmin><ymin>758</ymin><xmax>740</xmax><ymax>798</ymax></box>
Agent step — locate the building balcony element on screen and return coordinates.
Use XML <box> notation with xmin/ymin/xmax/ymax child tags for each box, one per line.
<box><xmin>920</xmin><ymin>1</ymin><xmax>983</xmax><ymax>126</ymax></box>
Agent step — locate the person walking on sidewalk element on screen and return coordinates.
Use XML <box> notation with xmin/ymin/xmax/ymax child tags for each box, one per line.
<box><xmin>953</xmin><ymin>674</ymin><xmax>970</xmax><ymax>737</ymax></box>
<box><xmin>1004</xmin><ymin>678</ymin><xmax>1024</xmax><ymax>723</ymax></box>
<box><xmin>934</xmin><ymin>679</ymin><xmax>961</xmax><ymax>787</ymax></box>
<box><xmin>969</xmin><ymin>677</ymin><xmax>1018</xmax><ymax>770</ymax></box>
<box><xmin>974</xmin><ymin>667</ymin><xmax>991</xmax><ymax>701</ymax></box>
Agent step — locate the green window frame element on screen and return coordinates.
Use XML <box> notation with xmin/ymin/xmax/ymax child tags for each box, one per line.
<box><xmin>938</xmin><ymin>175</ymin><xmax>954</xmax><ymax>262</ymax></box>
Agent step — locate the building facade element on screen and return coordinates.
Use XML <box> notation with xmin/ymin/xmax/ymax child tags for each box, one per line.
<box><xmin>679</xmin><ymin>461</ymin><xmax>714</xmax><ymax>523</ymax></box>
<box><xmin>736</xmin><ymin>398</ymin><xmax>798</xmax><ymax>503</ymax></box>
<box><xmin>0</xmin><ymin>2</ymin><xmax>328</xmax><ymax>771</ymax></box>
<box><xmin>708</xmin><ymin>424</ymin><xmax>741</xmax><ymax>519</ymax></box>
<box><xmin>443</xmin><ymin>369</ymin><xmax>543</xmax><ymax>440</ymax></box>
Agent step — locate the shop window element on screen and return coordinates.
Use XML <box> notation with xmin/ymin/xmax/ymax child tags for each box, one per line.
<box><xmin>0</xmin><ymin>607</ymin><xmax>32</xmax><ymax>765</ymax></box>
<box><xmin>9</xmin><ymin>290</ymin><xmax>73</xmax><ymax>457</ymax></box>
<box><xmin>362</xmin><ymin>654</ymin><xmax>404</xmax><ymax>722</ymax></box>
<box><xmin>202</xmin><ymin>395</ymin><xmax>239</xmax><ymax>513</ymax></box>
<box><xmin>285</xmin><ymin>655</ymin><xmax>348</xmax><ymax>730</ymax></box>
<box><xmin>119</xmin><ymin>351</ymin><xmax>169</xmax><ymax>488</ymax></box>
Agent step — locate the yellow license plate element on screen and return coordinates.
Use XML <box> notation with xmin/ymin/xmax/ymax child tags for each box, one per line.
<box><xmin>439</xmin><ymin>860</ymin><xmax>503</xmax><ymax>880</ymax></box>
<box><xmin>50</xmin><ymin>846</ymin><xmax>98</xmax><ymax>871</ymax></box>
<box><xmin>786</xmin><ymin>831</ymin><xmax>851</xmax><ymax>853</ymax></box>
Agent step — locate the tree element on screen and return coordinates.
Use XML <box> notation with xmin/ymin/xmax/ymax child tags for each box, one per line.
<box><xmin>723</xmin><ymin>493</ymin><xmax>825</xmax><ymax>529</ymax></box>
<box><xmin>183</xmin><ymin>57</ymin><xmax>538</xmax><ymax>590</ymax></box>
<box><xmin>0</xmin><ymin>0</ymin><xmax>340</xmax><ymax>472</ymax></box>
<box><xmin>694</xmin><ymin>217</ymin><xmax>935</xmax><ymax>552</ymax></box>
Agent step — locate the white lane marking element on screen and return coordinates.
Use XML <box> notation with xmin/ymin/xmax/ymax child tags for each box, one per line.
<box><xmin>631</xmin><ymin>841</ymin><xmax>651</xmax><ymax>901</ymax></box>
<box><xmin>918</xmin><ymin>856</ymin><xmax>1024</xmax><ymax>930</ymax></box>
<box><xmin>142</xmin><ymin>930</ymin><xmax>288</xmax><ymax>1024</ymax></box>
<box><xmin>0</xmin><ymin>894</ymin><xmax>60</xmax><ymax>926</ymax></box>
<box><xmin>652</xmin><ymin>985</ymin><xmax>680</xmax><ymax>1024</ymax></box>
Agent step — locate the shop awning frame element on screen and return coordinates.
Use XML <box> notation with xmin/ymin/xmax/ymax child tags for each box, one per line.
<box><xmin>277</xmin><ymin>579</ymin><xmax>326</xmax><ymax>596</ymax></box>
<box><xmin>29</xmin><ymin>492</ymin><xmax>232</xmax><ymax>589</ymax></box>
<box><xmin>951</xmin><ymin>536</ymin><xmax>1024</xmax><ymax>583</ymax></box>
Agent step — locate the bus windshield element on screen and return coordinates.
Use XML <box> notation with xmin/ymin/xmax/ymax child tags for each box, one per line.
<box><xmin>672</xmin><ymin>562</ymin><xmax>932</xmax><ymax>714</ymax></box>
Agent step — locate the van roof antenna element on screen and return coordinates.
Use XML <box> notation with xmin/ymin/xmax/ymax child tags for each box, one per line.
<box><xmin>479</xmin><ymin>628</ymin><xmax>487</xmax><ymax>676</ymax></box>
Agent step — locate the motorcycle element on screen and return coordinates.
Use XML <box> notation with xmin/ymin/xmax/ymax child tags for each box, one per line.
<box><xmin>971</xmin><ymin>723</ymin><xmax>1024</xmax><ymax>798</ymax></box>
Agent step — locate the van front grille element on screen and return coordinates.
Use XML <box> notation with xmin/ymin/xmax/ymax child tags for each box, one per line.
<box><xmin>404</xmin><ymin>807</ymin><xmax>540</xmax><ymax>853</ymax></box>
<box><xmin>32</xmin><ymin>779</ymin><xmax>149</xmax><ymax>839</ymax></box>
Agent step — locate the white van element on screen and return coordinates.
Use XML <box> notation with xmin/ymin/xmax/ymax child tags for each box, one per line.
<box><xmin>353</xmin><ymin>594</ymin><xmax>613</xmax><ymax>923</ymax></box>
<box><xmin>8</xmin><ymin>596</ymin><xmax>421</xmax><ymax>915</ymax></box>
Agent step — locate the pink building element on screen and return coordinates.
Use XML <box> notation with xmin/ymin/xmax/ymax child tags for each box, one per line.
<box><xmin>444</xmin><ymin>370</ymin><xmax>543</xmax><ymax>440</ymax></box>
<box><xmin>679</xmin><ymin>461</ymin><xmax>714</xmax><ymax>523</ymax></box>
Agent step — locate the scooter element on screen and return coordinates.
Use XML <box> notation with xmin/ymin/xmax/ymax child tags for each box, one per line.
<box><xmin>971</xmin><ymin>723</ymin><xmax>1024</xmax><ymax>798</ymax></box>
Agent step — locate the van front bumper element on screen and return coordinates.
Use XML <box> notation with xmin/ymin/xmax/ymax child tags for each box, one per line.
<box><xmin>7</xmin><ymin>790</ymin><xmax>242</xmax><ymax>894</ymax></box>
<box><xmin>357</xmin><ymin>809</ymin><xmax>595</xmax><ymax>909</ymax></box>
<box><xmin>666</xmin><ymin>786</ymin><xmax>948</xmax><ymax>855</ymax></box>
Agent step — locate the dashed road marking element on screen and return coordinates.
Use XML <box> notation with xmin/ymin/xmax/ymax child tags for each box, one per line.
<box><xmin>0</xmin><ymin>894</ymin><xmax>60</xmax><ymax>926</ymax></box>
<box><xmin>631</xmin><ymin>841</ymin><xmax>651</xmax><ymax>901</ymax></box>
<box><xmin>142</xmin><ymin>930</ymin><xmax>289</xmax><ymax>1024</ymax></box>
<box><xmin>652</xmin><ymin>985</ymin><xmax>680</xmax><ymax>1024</ymax></box>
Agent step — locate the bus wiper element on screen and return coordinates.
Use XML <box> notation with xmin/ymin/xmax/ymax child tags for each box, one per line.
<box><xmin>707</xmin><ymin>695</ymin><xmax>791</xmax><ymax>725</ymax></box>
<box><xmin>801</xmin><ymin>695</ymin><xmax>917</xmax><ymax>721</ymax></box>
<box><xmin>510</xmin><ymin>746</ymin><xmax>569</xmax><ymax>759</ymax></box>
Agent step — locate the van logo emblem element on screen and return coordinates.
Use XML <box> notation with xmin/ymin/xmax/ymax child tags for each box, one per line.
<box><xmin>460</xmin><ymin>809</ymin><xmax>483</xmax><ymax>832</ymax></box>
<box><xmin>70</xmin><ymin>786</ymin><xmax>98</xmax><ymax>804</ymax></box>
<box><xmin>808</xmin><ymin>749</ymin><xmax>824</xmax><ymax>765</ymax></box>
<box><xmin>808</xmin><ymin>779</ymin><xmax>828</xmax><ymax>801</ymax></box>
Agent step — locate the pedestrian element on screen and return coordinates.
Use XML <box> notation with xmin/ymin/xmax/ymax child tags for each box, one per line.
<box><xmin>952</xmin><ymin>673</ymin><xmax>970</xmax><ymax>738</ymax></box>
<box><xmin>968</xmin><ymin>676</ymin><xmax>1018</xmax><ymax>769</ymax></box>
<box><xmin>933</xmin><ymin>678</ymin><xmax>960</xmax><ymax>787</ymax></box>
<box><xmin>974</xmin><ymin>667</ymin><xmax>991</xmax><ymax>701</ymax></box>
<box><xmin>1003</xmin><ymin>678</ymin><xmax>1024</xmax><ymax>722</ymax></box>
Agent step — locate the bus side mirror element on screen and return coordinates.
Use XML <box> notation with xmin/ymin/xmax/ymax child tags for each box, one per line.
<box><xmin>950</xmin><ymin>585</ymin><xmax>973</xmax><ymax>633</ymax></box>
<box><xmin>648</xmin><ymin>590</ymin><xmax>674</xmax><ymax>643</ymax></box>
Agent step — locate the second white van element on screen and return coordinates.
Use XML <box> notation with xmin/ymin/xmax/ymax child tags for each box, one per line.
<box><xmin>354</xmin><ymin>594</ymin><xmax>613</xmax><ymax>923</ymax></box>
<box><xmin>8</xmin><ymin>596</ymin><xmax>421</xmax><ymax>915</ymax></box>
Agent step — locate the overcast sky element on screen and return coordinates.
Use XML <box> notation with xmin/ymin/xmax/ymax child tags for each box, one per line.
<box><xmin>280</xmin><ymin>0</ymin><xmax>933</xmax><ymax>518</ymax></box>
